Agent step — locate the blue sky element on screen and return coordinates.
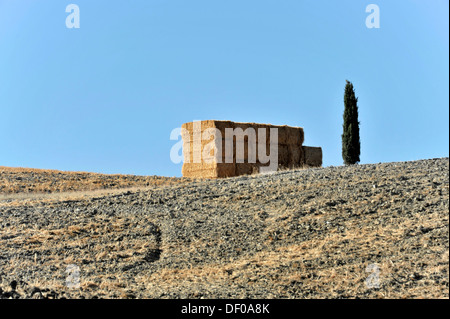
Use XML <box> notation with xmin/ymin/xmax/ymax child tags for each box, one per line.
<box><xmin>0</xmin><ymin>0</ymin><xmax>448</xmax><ymax>177</ymax></box>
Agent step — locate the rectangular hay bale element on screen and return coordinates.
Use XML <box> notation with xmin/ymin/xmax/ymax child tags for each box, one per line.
<box><xmin>181</xmin><ymin>120</ymin><xmax>317</xmax><ymax>178</ymax></box>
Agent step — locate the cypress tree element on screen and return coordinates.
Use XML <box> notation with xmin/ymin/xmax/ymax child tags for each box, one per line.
<box><xmin>342</xmin><ymin>80</ymin><xmax>361</xmax><ymax>165</ymax></box>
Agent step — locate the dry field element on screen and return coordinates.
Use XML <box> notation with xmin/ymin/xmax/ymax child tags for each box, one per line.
<box><xmin>0</xmin><ymin>158</ymin><xmax>448</xmax><ymax>299</ymax></box>
<box><xmin>0</xmin><ymin>166</ymin><xmax>189</xmax><ymax>194</ymax></box>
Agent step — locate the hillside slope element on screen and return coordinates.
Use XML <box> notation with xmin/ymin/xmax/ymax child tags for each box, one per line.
<box><xmin>0</xmin><ymin>158</ymin><xmax>448</xmax><ymax>299</ymax></box>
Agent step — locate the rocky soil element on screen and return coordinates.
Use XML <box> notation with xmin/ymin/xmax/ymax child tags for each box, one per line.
<box><xmin>0</xmin><ymin>158</ymin><xmax>448</xmax><ymax>299</ymax></box>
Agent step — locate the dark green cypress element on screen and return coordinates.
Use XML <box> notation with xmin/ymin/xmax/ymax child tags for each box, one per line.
<box><xmin>342</xmin><ymin>80</ymin><xmax>361</xmax><ymax>165</ymax></box>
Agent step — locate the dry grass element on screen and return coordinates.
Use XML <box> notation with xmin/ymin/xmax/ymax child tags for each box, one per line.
<box><xmin>0</xmin><ymin>186</ymin><xmax>148</xmax><ymax>208</ymax></box>
<box><xmin>0</xmin><ymin>166</ymin><xmax>191</xmax><ymax>194</ymax></box>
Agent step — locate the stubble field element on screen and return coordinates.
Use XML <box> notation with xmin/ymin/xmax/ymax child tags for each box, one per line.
<box><xmin>0</xmin><ymin>158</ymin><xmax>448</xmax><ymax>299</ymax></box>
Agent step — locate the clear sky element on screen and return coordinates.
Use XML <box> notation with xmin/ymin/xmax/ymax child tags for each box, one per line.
<box><xmin>1</xmin><ymin>0</ymin><xmax>448</xmax><ymax>177</ymax></box>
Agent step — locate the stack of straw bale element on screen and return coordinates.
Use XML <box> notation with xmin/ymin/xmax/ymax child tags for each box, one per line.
<box><xmin>181</xmin><ymin>120</ymin><xmax>321</xmax><ymax>178</ymax></box>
